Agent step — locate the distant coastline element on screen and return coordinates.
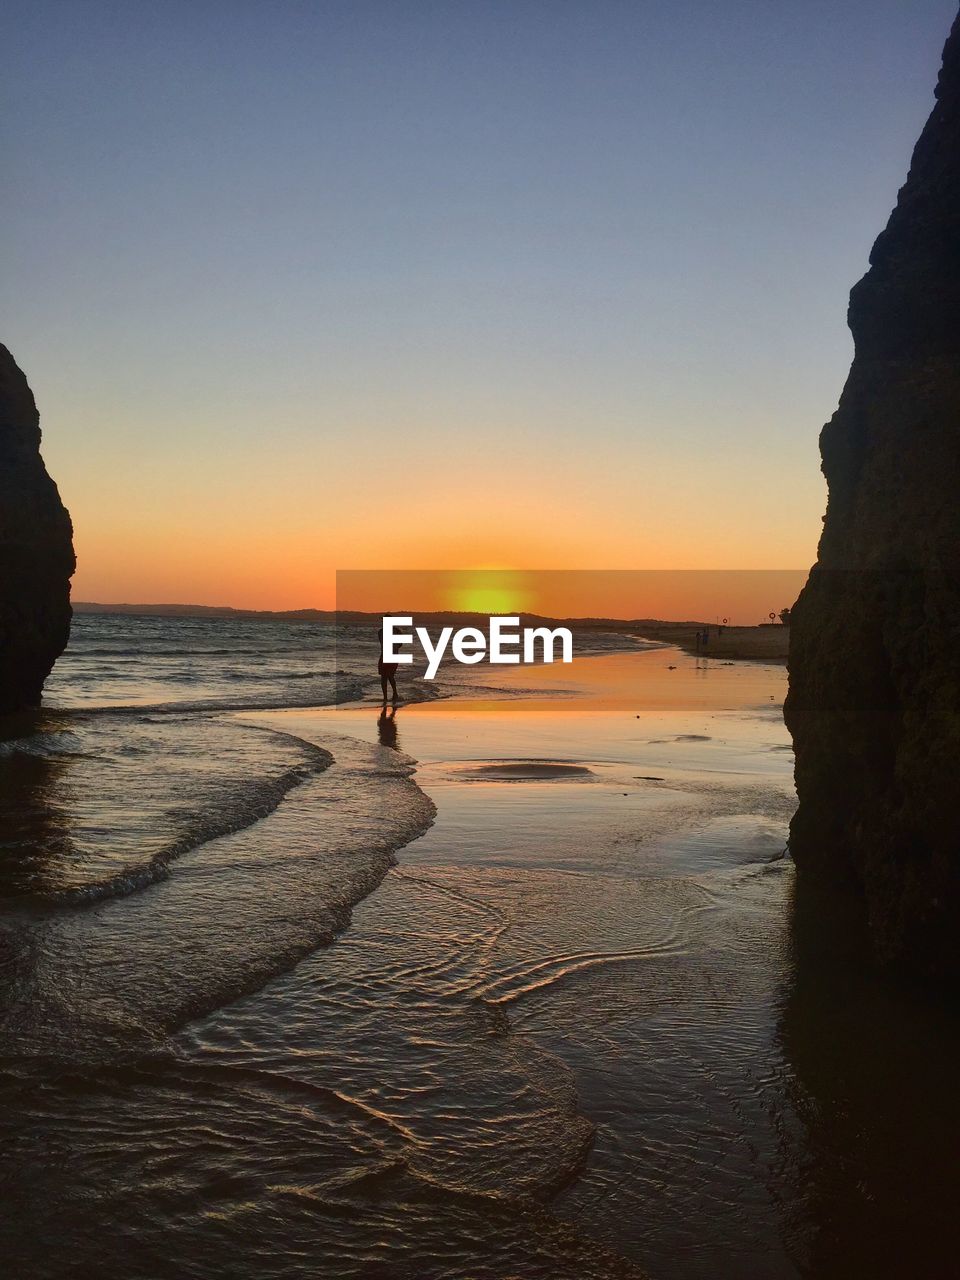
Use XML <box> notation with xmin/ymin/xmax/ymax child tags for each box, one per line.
<box><xmin>73</xmin><ymin>601</ymin><xmax>339</xmax><ymax>620</ymax></box>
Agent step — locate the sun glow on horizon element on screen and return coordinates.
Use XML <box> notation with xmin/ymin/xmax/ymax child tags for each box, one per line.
<box><xmin>333</xmin><ymin>569</ymin><xmax>808</xmax><ymax>626</ymax></box>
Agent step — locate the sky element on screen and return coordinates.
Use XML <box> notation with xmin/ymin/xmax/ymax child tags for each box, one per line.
<box><xmin>3</xmin><ymin>0</ymin><xmax>957</xmax><ymax>615</ymax></box>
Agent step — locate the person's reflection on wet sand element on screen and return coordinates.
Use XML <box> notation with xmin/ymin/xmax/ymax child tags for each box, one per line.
<box><xmin>377</xmin><ymin>705</ymin><xmax>399</xmax><ymax>751</ymax></box>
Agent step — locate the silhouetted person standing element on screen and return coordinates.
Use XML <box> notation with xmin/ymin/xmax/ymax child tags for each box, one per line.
<box><xmin>377</xmin><ymin>628</ymin><xmax>399</xmax><ymax>704</ymax></box>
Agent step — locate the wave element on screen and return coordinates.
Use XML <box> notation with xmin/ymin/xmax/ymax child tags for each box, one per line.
<box><xmin>0</xmin><ymin>730</ymin><xmax>437</xmax><ymax>1067</ymax></box>
<box><xmin>0</xmin><ymin>715</ymin><xmax>334</xmax><ymax>906</ymax></box>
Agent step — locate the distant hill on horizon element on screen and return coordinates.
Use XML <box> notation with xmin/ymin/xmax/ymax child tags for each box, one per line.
<box><xmin>74</xmin><ymin>601</ymin><xmax>335</xmax><ymax>620</ymax></box>
<box><xmin>72</xmin><ymin>601</ymin><xmax>711</xmax><ymax>628</ymax></box>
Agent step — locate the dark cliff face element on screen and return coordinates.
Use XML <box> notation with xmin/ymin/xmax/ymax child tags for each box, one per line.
<box><xmin>785</xmin><ymin>10</ymin><xmax>960</xmax><ymax>980</ymax></box>
<box><xmin>0</xmin><ymin>346</ymin><xmax>75</xmax><ymax>713</ymax></box>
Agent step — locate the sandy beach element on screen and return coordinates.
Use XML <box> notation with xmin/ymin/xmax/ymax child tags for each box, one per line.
<box><xmin>241</xmin><ymin>643</ymin><xmax>801</xmax><ymax>1277</ymax></box>
<box><xmin>633</xmin><ymin>624</ymin><xmax>791</xmax><ymax>663</ymax></box>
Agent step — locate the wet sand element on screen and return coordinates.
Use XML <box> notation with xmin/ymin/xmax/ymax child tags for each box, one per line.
<box><xmin>248</xmin><ymin>645</ymin><xmax>801</xmax><ymax>1277</ymax></box>
<box><xmin>245</xmin><ymin>642</ymin><xmax>960</xmax><ymax>1277</ymax></box>
<box><xmin>6</xmin><ymin>639</ymin><xmax>958</xmax><ymax>1277</ymax></box>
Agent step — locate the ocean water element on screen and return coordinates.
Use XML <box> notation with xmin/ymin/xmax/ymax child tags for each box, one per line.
<box><xmin>1</xmin><ymin>616</ymin><xmax>958</xmax><ymax>1278</ymax></box>
<box><xmin>43</xmin><ymin>613</ymin><xmax>370</xmax><ymax>711</ymax></box>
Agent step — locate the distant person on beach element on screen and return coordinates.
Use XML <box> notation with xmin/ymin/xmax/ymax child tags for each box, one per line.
<box><xmin>377</xmin><ymin>704</ymin><xmax>399</xmax><ymax>749</ymax></box>
<box><xmin>377</xmin><ymin>628</ymin><xmax>399</xmax><ymax>704</ymax></box>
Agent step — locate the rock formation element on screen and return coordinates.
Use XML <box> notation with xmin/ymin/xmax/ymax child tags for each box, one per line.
<box><xmin>785</xmin><ymin>10</ymin><xmax>960</xmax><ymax>980</ymax></box>
<box><xmin>0</xmin><ymin>346</ymin><xmax>75</xmax><ymax>713</ymax></box>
